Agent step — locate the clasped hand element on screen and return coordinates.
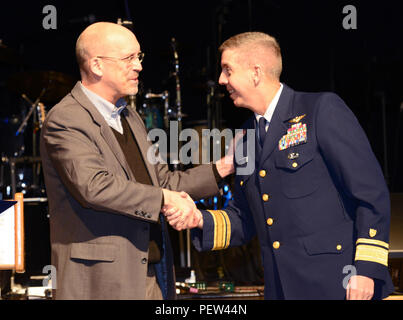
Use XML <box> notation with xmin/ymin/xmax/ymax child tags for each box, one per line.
<box><xmin>161</xmin><ymin>189</ymin><xmax>202</xmax><ymax>231</ymax></box>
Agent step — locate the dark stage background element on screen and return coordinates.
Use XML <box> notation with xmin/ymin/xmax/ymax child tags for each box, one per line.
<box><xmin>0</xmin><ymin>0</ymin><xmax>402</xmax><ymax>290</ymax></box>
<box><xmin>1</xmin><ymin>0</ymin><xmax>402</xmax><ymax>189</ymax></box>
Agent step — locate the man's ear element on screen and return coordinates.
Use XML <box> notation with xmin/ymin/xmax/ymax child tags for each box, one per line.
<box><xmin>88</xmin><ymin>57</ymin><xmax>103</xmax><ymax>77</ymax></box>
<box><xmin>253</xmin><ymin>64</ymin><xmax>263</xmax><ymax>86</ymax></box>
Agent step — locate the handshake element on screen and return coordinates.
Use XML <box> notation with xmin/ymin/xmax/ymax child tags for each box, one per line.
<box><xmin>161</xmin><ymin>189</ymin><xmax>203</xmax><ymax>231</ymax></box>
<box><xmin>160</xmin><ymin>130</ymin><xmax>244</xmax><ymax>231</ymax></box>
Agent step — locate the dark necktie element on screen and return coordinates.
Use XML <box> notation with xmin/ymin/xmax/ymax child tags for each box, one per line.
<box><xmin>258</xmin><ymin>117</ymin><xmax>268</xmax><ymax>147</ymax></box>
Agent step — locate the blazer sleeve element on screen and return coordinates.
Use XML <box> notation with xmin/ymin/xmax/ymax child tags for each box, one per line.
<box><xmin>129</xmin><ymin>107</ymin><xmax>221</xmax><ymax>201</ymax></box>
<box><xmin>316</xmin><ymin>93</ymin><xmax>391</xmax><ymax>283</ymax></box>
<box><xmin>192</xmin><ymin>174</ymin><xmax>256</xmax><ymax>251</ymax></box>
<box><xmin>156</xmin><ymin>163</ymin><xmax>220</xmax><ymax>201</ymax></box>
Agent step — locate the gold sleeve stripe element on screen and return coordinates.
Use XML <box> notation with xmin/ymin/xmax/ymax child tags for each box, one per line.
<box><xmin>355</xmin><ymin>244</ymin><xmax>389</xmax><ymax>267</ymax></box>
<box><xmin>207</xmin><ymin>210</ymin><xmax>231</xmax><ymax>251</ymax></box>
<box><xmin>216</xmin><ymin>211</ymin><xmax>225</xmax><ymax>250</ymax></box>
<box><xmin>210</xmin><ymin>210</ymin><xmax>224</xmax><ymax>251</ymax></box>
<box><xmin>220</xmin><ymin>210</ymin><xmax>231</xmax><ymax>249</ymax></box>
<box><xmin>209</xmin><ymin>210</ymin><xmax>219</xmax><ymax>250</ymax></box>
<box><xmin>356</xmin><ymin>238</ymin><xmax>389</xmax><ymax>249</ymax></box>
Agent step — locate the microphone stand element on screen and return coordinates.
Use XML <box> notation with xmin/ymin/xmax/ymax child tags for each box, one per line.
<box><xmin>16</xmin><ymin>88</ymin><xmax>46</xmax><ymax>137</ymax></box>
<box><xmin>171</xmin><ymin>38</ymin><xmax>184</xmax><ymax>156</ymax></box>
<box><xmin>171</xmin><ymin>38</ymin><xmax>191</xmax><ymax>269</ymax></box>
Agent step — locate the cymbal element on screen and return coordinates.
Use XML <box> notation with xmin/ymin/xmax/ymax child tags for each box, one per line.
<box><xmin>7</xmin><ymin>70</ymin><xmax>76</xmax><ymax>104</ymax></box>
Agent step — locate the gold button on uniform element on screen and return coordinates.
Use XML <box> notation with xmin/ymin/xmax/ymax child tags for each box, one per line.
<box><xmin>262</xmin><ymin>194</ymin><xmax>269</xmax><ymax>202</ymax></box>
<box><xmin>273</xmin><ymin>241</ymin><xmax>280</xmax><ymax>249</ymax></box>
<box><xmin>240</xmin><ymin>180</ymin><xmax>244</xmax><ymax>186</ymax></box>
<box><xmin>266</xmin><ymin>218</ymin><xmax>274</xmax><ymax>226</ymax></box>
<box><xmin>292</xmin><ymin>162</ymin><xmax>298</xmax><ymax>168</ymax></box>
<box><xmin>336</xmin><ymin>245</ymin><xmax>342</xmax><ymax>251</ymax></box>
<box><xmin>259</xmin><ymin>170</ymin><xmax>266</xmax><ymax>178</ymax></box>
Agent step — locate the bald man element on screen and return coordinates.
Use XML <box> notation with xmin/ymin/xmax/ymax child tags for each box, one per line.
<box><xmin>165</xmin><ymin>32</ymin><xmax>394</xmax><ymax>300</ymax></box>
<box><xmin>40</xmin><ymin>22</ymin><xmax>232</xmax><ymax>300</ymax></box>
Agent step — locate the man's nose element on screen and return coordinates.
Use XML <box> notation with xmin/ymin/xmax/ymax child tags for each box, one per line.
<box><xmin>218</xmin><ymin>72</ymin><xmax>226</xmax><ymax>85</ymax></box>
<box><xmin>132</xmin><ymin>60</ymin><xmax>142</xmax><ymax>72</ymax></box>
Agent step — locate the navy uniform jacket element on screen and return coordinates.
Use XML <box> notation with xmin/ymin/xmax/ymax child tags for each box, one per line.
<box><xmin>192</xmin><ymin>84</ymin><xmax>394</xmax><ymax>300</ymax></box>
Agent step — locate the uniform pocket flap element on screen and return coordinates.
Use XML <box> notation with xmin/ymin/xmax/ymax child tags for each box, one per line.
<box><xmin>275</xmin><ymin>150</ymin><xmax>314</xmax><ymax>171</ymax></box>
<box><xmin>70</xmin><ymin>242</ymin><xmax>116</xmax><ymax>262</ymax></box>
<box><xmin>302</xmin><ymin>221</ymin><xmax>354</xmax><ymax>255</ymax></box>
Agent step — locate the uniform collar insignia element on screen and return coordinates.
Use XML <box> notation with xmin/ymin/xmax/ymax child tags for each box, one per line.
<box><xmin>288</xmin><ymin>114</ymin><xmax>306</xmax><ymax>123</ymax></box>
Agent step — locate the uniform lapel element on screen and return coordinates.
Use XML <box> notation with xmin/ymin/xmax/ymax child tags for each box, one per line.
<box><xmin>70</xmin><ymin>82</ymin><xmax>133</xmax><ymax>180</ymax></box>
<box><xmin>259</xmin><ymin>84</ymin><xmax>295</xmax><ymax>167</ymax></box>
<box><xmin>235</xmin><ymin>116</ymin><xmax>256</xmax><ymax>182</ymax></box>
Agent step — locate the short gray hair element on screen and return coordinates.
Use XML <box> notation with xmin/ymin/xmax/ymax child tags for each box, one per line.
<box><xmin>219</xmin><ymin>32</ymin><xmax>282</xmax><ymax>79</ymax></box>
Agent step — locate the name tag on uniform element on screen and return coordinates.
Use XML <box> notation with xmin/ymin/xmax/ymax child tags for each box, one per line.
<box><xmin>279</xmin><ymin>122</ymin><xmax>307</xmax><ymax>151</ymax></box>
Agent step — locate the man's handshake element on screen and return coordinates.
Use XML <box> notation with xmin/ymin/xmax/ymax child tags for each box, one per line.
<box><xmin>161</xmin><ymin>189</ymin><xmax>203</xmax><ymax>231</ymax></box>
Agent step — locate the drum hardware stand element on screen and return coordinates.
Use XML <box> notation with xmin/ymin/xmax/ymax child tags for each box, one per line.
<box><xmin>0</xmin><ymin>154</ymin><xmax>6</xmax><ymax>199</ymax></box>
<box><xmin>206</xmin><ymin>80</ymin><xmax>215</xmax><ymax>130</ymax></box>
<box><xmin>117</xmin><ymin>18</ymin><xmax>133</xmax><ymax>30</ymax></box>
<box><xmin>170</xmin><ymin>38</ymin><xmax>192</xmax><ymax>269</ymax></box>
<box><xmin>171</xmin><ymin>38</ymin><xmax>184</xmax><ymax>136</ymax></box>
<box><xmin>16</xmin><ymin>88</ymin><xmax>46</xmax><ymax>138</ymax></box>
<box><xmin>13</xmin><ymin>89</ymin><xmax>46</xmax><ymax>198</ymax></box>
<box><xmin>6</xmin><ymin>156</ymin><xmax>42</xmax><ymax>199</ymax></box>
<box><xmin>127</xmin><ymin>94</ymin><xmax>136</xmax><ymax>112</ymax></box>
<box><xmin>117</xmin><ymin>19</ymin><xmax>137</xmax><ymax>115</ymax></box>
<box><xmin>206</xmin><ymin>78</ymin><xmax>225</xmax><ymax>132</ymax></box>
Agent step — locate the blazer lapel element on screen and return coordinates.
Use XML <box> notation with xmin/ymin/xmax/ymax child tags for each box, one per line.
<box><xmin>259</xmin><ymin>84</ymin><xmax>295</xmax><ymax>167</ymax></box>
<box><xmin>70</xmin><ymin>82</ymin><xmax>133</xmax><ymax>180</ymax></box>
<box><xmin>124</xmin><ymin>107</ymin><xmax>160</xmax><ymax>186</ymax></box>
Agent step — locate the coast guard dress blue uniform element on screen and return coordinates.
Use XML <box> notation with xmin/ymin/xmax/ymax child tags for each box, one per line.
<box><xmin>192</xmin><ymin>84</ymin><xmax>394</xmax><ymax>299</ymax></box>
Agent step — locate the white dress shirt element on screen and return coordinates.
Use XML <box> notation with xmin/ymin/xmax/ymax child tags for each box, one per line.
<box><xmin>254</xmin><ymin>83</ymin><xmax>283</xmax><ymax>142</ymax></box>
<box><xmin>80</xmin><ymin>82</ymin><xmax>127</xmax><ymax>134</ymax></box>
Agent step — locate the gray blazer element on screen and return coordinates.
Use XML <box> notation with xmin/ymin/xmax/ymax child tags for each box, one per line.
<box><xmin>40</xmin><ymin>82</ymin><xmax>219</xmax><ymax>299</ymax></box>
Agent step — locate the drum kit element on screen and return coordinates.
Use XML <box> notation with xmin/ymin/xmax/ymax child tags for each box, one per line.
<box><xmin>0</xmin><ymin>69</ymin><xmax>76</xmax><ymax>199</ymax></box>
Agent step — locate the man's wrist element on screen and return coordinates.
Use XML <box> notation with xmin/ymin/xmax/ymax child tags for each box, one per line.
<box><xmin>196</xmin><ymin>210</ymin><xmax>204</xmax><ymax>229</ymax></box>
<box><xmin>215</xmin><ymin>155</ymin><xmax>234</xmax><ymax>178</ymax></box>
